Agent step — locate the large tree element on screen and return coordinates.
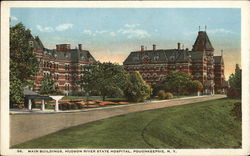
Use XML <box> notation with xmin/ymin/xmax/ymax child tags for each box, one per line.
<box><xmin>10</xmin><ymin>23</ymin><xmax>39</xmax><ymax>106</ymax></box>
<box><xmin>124</xmin><ymin>71</ymin><xmax>151</xmax><ymax>102</ymax></box>
<box><xmin>79</xmin><ymin>62</ymin><xmax>128</xmax><ymax>101</ymax></box>
<box><xmin>39</xmin><ymin>77</ymin><xmax>57</xmax><ymax>95</ymax></box>
<box><xmin>156</xmin><ymin>72</ymin><xmax>193</xmax><ymax>95</ymax></box>
<box><xmin>229</xmin><ymin>64</ymin><xmax>241</xmax><ymax>91</ymax></box>
<box><xmin>228</xmin><ymin>64</ymin><xmax>241</xmax><ymax>98</ymax></box>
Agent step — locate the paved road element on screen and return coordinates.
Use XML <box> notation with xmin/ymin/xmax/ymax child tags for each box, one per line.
<box><xmin>10</xmin><ymin>94</ymin><xmax>226</xmax><ymax>146</ymax></box>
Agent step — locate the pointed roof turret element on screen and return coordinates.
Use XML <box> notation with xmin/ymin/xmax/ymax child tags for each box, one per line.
<box><xmin>34</xmin><ymin>36</ymin><xmax>44</xmax><ymax>49</ymax></box>
<box><xmin>192</xmin><ymin>31</ymin><xmax>214</xmax><ymax>52</ymax></box>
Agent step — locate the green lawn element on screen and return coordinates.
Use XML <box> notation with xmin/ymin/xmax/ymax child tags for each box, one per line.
<box><xmin>13</xmin><ymin>98</ymin><xmax>241</xmax><ymax>149</ymax></box>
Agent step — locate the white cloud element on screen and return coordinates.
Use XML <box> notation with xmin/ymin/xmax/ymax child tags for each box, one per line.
<box><xmin>55</xmin><ymin>23</ymin><xmax>73</xmax><ymax>31</ymax></box>
<box><xmin>36</xmin><ymin>25</ymin><xmax>54</xmax><ymax>32</ymax></box>
<box><xmin>110</xmin><ymin>32</ymin><xmax>116</xmax><ymax>37</ymax></box>
<box><xmin>10</xmin><ymin>16</ymin><xmax>18</xmax><ymax>21</ymax></box>
<box><xmin>95</xmin><ymin>30</ymin><xmax>107</xmax><ymax>34</ymax></box>
<box><xmin>207</xmin><ymin>28</ymin><xmax>234</xmax><ymax>34</ymax></box>
<box><xmin>83</xmin><ymin>30</ymin><xmax>92</xmax><ymax>35</ymax></box>
<box><xmin>124</xmin><ymin>24</ymin><xmax>140</xmax><ymax>28</ymax></box>
<box><xmin>118</xmin><ymin>28</ymin><xmax>150</xmax><ymax>39</ymax></box>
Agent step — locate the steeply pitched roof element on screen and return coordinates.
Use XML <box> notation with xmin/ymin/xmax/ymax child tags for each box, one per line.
<box><xmin>123</xmin><ymin>49</ymin><xmax>191</xmax><ymax>65</ymax></box>
<box><xmin>192</xmin><ymin>31</ymin><xmax>214</xmax><ymax>51</ymax></box>
<box><xmin>214</xmin><ymin>56</ymin><xmax>224</xmax><ymax>65</ymax></box>
<box><xmin>34</xmin><ymin>36</ymin><xmax>44</xmax><ymax>49</ymax></box>
<box><xmin>190</xmin><ymin>51</ymin><xmax>204</xmax><ymax>62</ymax></box>
<box><xmin>44</xmin><ymin>49</ymin><xmax>96</xmax><ymax>62</ymax></box>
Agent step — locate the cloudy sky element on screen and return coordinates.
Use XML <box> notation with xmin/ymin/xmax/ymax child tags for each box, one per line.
<box><xmin>10</xmin><ymin>8</ymin><xmax>240</xmax><ymax>79</ymax></box>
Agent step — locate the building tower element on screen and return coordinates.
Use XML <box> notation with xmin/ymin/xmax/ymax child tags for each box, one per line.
<box><xmin>192</xmin><ymin>27</ymin><xmax>215</xmax><ymax>94</ymax></box>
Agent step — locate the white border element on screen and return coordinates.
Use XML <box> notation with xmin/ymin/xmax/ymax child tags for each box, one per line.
<box><xmin>1</xmin><ymin>1</ymin><xmax>250</xmax><ymax>156</ymax></box>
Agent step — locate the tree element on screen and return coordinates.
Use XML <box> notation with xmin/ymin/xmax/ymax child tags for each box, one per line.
<box><xmin>79</xmin><ymin>62</ymin><xmax>128</xmax><ymax>101</ymax></box>
<box><xmin>10</xmin><ymin>23</ymin><xmax>39</xmax><ymax>107</ymax></box>
<box><xmin>229</xmin><ymin>64</ymin><xmax>241</xmax><ymax>89</ymax></box>
<box><xmin>39</xmin><ymin>77</ymin><xmax>57</xmax><ymax>95</ymax></box>
<box><xmin>157</xmin><ymin>72</ymin><xmax>192</xmax><ymax>95</ymax></box>
<box><xmin>124</xmin><ymin>71</ymin><xmax>151</xmax><ymax>102</ymax></box>
<box><xmin>228</xmin><ymin>64</ymin><xmax>241</xmax><ymax>98</ymax></box>
<box><xmin>188</xmin><ymin>80</ymin><xmax>203</xmax><ymax>96</ymax></box>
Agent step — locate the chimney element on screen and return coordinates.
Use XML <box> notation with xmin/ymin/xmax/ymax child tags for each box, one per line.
<box><xmin>141</xmin><ymin>45</ymin><xmax>144</xmax><ymax>52</ymax></box>
<box><xmin>56</xmin><ymin>45</ymin><xmax>59</xmax><ymax>51</ymax></box>
<box><xmin>153</xmin><ymin>44</ymin><xmax>156</xmax><ymax>51</ymax></box>
<box><xmin>78</xmin><ymin>44</ymin><xmax>82</xmax><ymax>51</ymax></box>
<box><xmin>177</xmin><ymin>43</ymin><xmax>181</xmax><ymax>50</ymax></box>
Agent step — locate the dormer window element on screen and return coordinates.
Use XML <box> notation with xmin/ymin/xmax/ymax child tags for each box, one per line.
<box><xmin>170</xmin><ymin>56</ymin><xmax>175</xmax><ymax>61</ymax></box>
<box><xmin>29</xmin><ymin>41</ymin><xmax>34</xmax><ymax>48</ymax></box>
<box><xmin>154</xmin><ymin>55</ymin><xmax>159</xmax><ymax>61</ymax></box>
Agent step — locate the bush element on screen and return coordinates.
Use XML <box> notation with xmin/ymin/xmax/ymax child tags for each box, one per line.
<box><xmin>227</xmin><ymin>87</ymin><xmax>241</xmax><ymax>99</ymax></box>
<box><xmin>165</xmin><ymin>92</ymin><xmax>174</xmax><ymax>99</ymax></box>
<box><xmin>157</xmin><ymin>90</ymin><xmax>166</xmax><ymax>100</ymax></box>
<box><xmin>216</xmin><ymin>89</ymin><xmax>222</xmax><ymax>94</ymax></box>
<box><xmin>231</xmin><ymin>102</ymin><xmax>241</xmax><ymax>121</ymax></box>
<box><xmin>69</xmin><ymin>91</ymin><xmax>85</xmax><ymax>96</ymax></box>
<box><xmin>124</xmin><ymin>71</ymin><xmax>150</xmax><ymax>102</ymax></box>
<box><xmin>70</xmin><ymin>104</ymin><xmax>78</xmax><ymax>110</ymax></box>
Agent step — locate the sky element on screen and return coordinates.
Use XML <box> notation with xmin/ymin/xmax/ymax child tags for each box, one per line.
<box><xmin>10</xmin><ymin>8</ymin><xmax>241</xmax><ymax>79</ymax></box>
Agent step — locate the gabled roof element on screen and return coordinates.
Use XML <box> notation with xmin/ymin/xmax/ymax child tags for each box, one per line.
<box><xmin>190</xmin><ymin>51</ymin><xmax>204</xmax><ymax>61</ymax></box>
<box><xmin>214</xmin><ymin>56</ymin><xmax>224</xmax><ymax>65</ymax></box>
<box><xmin>34</xmin><ymin>36</ymin><xmax>44</xmax><ymax>49</ymax></box>
<box><xmin>192</xmin><ymin>31</ymin><xmax>214</xmax><ymax>51</ymax></box>
<box><xmin>44</xmin><ymin>49</ymin><xmax>96</xmax><ymax>62</ymax></box>
<box><xmin>123</xmin><ymin>49</ymin><xmax>191</xmax><ymax>65</ymax></box>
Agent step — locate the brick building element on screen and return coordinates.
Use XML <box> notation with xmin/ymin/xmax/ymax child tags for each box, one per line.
<box><xmin>29</xmin><ymin>34</ymin><xmax>96</xmax><ymax>95</ymax></box>
<box><xmin>123</xmin><ymin>30</ymin><xmax>226</xmax><ymax>94</ymax></box>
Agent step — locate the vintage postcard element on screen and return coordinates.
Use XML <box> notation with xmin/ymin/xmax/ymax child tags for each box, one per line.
<box><xmin>1</xmin><ymin>1</ymin><xmax>250</xmax><ymax>156</ymax></box>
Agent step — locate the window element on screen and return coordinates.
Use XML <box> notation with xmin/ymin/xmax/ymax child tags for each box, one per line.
<box><xmin>153</xmin><ymin>73</ymin><xmax>157</xmax><ymax>79</ymax></box>
<box><xmin>154</xmin><ymin>55</ymin><xmax>159</xmax><ymax>61</ymax></box>
<box><xmin>160</xmin><ymin>67</ymin><xmax>164</xmax><ymax>72</ymax></box>
<box><xmin>170</xmin><ymin>56</ymin><xmax>175</xmax><ymax>61</ymax></box>
<box><xmin>29</xmin><ymin>41</ymin><xmax>34</xmax><ymax>47</ymax></box>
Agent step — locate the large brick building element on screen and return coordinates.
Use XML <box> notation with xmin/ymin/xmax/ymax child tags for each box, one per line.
<box><xmin>29</xmin><ymin>34</ymin><xmax>96</xmax><ymax>95</ymax></box>
<box><xmin>123</xmin><ymin>30</ymin><xmax>226</xmax><ymax>94</ymax></box>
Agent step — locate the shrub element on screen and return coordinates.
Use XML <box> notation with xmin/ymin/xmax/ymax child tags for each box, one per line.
<box><xmin>69</xmin><ymin>91</ymin><xmax>85</xmax><ymax>96</ymax></box>
<box><xmin>165</xmin><ymin>92</ymin><xmax>174</xmax><ymax>99</ymax></box>
<box><xmin>188</xmin><ymin>80</ymin><xmax>203</xmax><ymax>94</ymax></box>
<box><xmin>216</xmin><ymin>89</ymin><xmax>222</xmax><ymax>94</ymax></box>
<box><xmin>70</xmin><ymin>104</ymin><xmax>78</xmax><ymax>110</ymax></box>
<box><xmin>124</xmin><ymin>71</ymin><xmax>150</xmax><ymax>102</ymax></box>
<box><xmin>157</xmin><ymin>90</ymin><xmax>166</xmax><ymax>100</ymax></box>
<box><xmin>231</xmin><ymin>102</ymin><xmax>241</xmax><ymax>121</ymax></box>
<box><xmin>227</xmin><ymin>87</ymin><xmax>241</xmax><ymax>99</ymax></box>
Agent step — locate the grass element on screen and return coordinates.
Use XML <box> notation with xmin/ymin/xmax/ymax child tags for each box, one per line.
<box><xmin>13</xmin><ymin>98</ymin><xmax>241</xmax><ymax>149</ymax></box>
